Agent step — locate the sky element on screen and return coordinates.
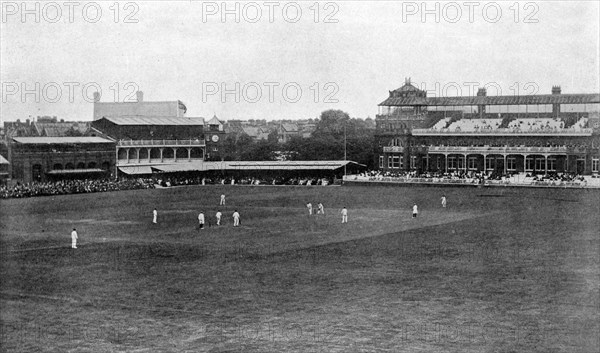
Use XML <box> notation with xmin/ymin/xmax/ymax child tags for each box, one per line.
<box><xmin>1</xmin><ymin>0</ymin><xmax>599</xmax><ymax>122</ymax></box>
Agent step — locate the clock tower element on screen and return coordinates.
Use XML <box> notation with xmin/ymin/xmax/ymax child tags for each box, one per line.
<box><xmin>204</xmin><ymin>115</ymin><xmax>226</xmax><ymax>161</ymax></box>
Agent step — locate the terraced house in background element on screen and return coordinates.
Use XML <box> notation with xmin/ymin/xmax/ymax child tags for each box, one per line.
<box><xmin>376</xmin><ymin>79</ymin><xmax>600</xmax><ymax>175</ymax></box>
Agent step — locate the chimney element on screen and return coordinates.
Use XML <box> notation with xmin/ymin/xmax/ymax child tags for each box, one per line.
<box><xmin>477</xmin><ymin>88</ymin><xmax>486</xmax><ymax>117</ymax></box>
<box><xmin>136</xmin><ymin>91</ymin><xmax>144</xmax><ymax>102</ymax></box>
<box><xmin>552</xmin><ymin>86</ymin><xmax>561</xmax><ymax>95</ymax></box>
<box><xmin>93</xmin><ymin>92</ymin><xmax>101</xmax><ymax>102</ymax></box>
<box><xmin>26</xmin><ymin>119</ymin><xmax>30</xmax><ymax>125</ymax></box>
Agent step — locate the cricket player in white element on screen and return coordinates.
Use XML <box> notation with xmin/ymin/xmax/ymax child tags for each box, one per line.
<box><xmin>412</xmin><ymin>204</ymin><xmax>418</xmax><ymax>218</ymax></box>
<box><xmin>341</xmin><ymin>207</ymin><xmax>348</xmax><ymax>223</ymax></box>
<box><xmin>307</xmin><ymin>203</ymin><xmax>313</xmax><ymax>215</ymax></box>
<box><xmin>216</xmin><ymin>211</ymin><xmax>222</xmax><ymax>226</ymax></box>
<box><xmin>233</xmin><ymin>210</ymin><xmax>240</xmax><ymax>227</ymax></box>
<box><xmin>198</xmin><ymin>212</ymin><xmax>205</xmax><ymax>230</ymax></box>
<box><xmin>317</xmin><ymin>203</ymin><xmax>325</xmax><ymax>215</ymax></box>
<box><xmin>71</xmin><ymin>228</ymin><xmax>78</xmax><ymax>249</ymax></box>
<box><xmin>441</xmin><ymin>195</ymin><xmax>447</xmax><ymax>208</ymax></box>
<box><xmin>220</xmin><ymin>194</ymin><xmax>226</xmax><ymax>205</ymax></box>
<box><xmin>153</xmin><ymin>209</ymin><xmax>157</xmax><ymax>224</ymax></box>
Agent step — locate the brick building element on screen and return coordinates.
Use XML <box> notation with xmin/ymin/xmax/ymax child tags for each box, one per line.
<box><xmin>8</xmin><ymin>137</ymin><xmax>116</xmax><ymax>183</ymax></box>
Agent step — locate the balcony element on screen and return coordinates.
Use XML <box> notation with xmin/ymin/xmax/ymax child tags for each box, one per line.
<box><xmin>117</xmin><ymin>139</ymin><xmax>205</xmax><ymax>147</ymax></box>
<box><xmin>412</xmin><ymin>128</ymin><xmax>593</xmax><ymax>136</ymax></box>
<box><xmin>427</xmin><ymin>145</ymin><xmax>569</xmax><ymax>154</ymax></box>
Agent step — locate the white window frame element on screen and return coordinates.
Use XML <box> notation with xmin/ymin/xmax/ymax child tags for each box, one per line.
<box><xmin>507</xmin><ymin>157</ymin><xmax>516</xmax><ymax>171</ymax></box>
<box><xmin>457</xmin><ymin>156</ymin><xmax>465</xmax><ymax>170</ymax></box>
<box><xmin>468</xmin><ymin>157</ymin><xmax>477</xmax><ymax>170</ymax></box>
<box><xmin>525</xmin><ymin>157</ymin><xmax>534</xmax><ymax>171</ymax></box>
<box><xmin>379</xmin><ymin>156</ymin><xmax>384</xmax><ymax>169</ymax></box>
<box><xmin>592</xmin><ymin>158</ymin><xmax>599</xmax><ymax>173</ymax></box>
<box><xmin>448</xmin><ymin>156</ymin><xmax>457</xmax><ymax>170</ymax></box>
<box><xmin>392</xmin><ymin>156</ymin><xmax>400</xmax><ymax>169</ymax></box>
<box><xmin>535</xmin><ymin>158</ymin><xmax>545</xmax><ymax>171</ymax></box>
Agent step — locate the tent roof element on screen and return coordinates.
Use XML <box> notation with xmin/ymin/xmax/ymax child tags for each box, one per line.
<box><xmin>126</xmin><ymin>160</ymin><xmax>367</xmax><ymax>173</ymax></box>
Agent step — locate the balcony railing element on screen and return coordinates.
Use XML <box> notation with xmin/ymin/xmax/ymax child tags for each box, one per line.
<box><xmin>117</xmin><ymin>139</ymin><xmax>206</xmax><ymax>147</ymax></box>
<box><xmin>412</xmin><ymin>128</ymin><xmax>593</xmax><ymax>136</ymax></box>
<box><xmin>427</xmin><ymin>145</ymin><xmax>568</xmax><ymax>154</ymax></box>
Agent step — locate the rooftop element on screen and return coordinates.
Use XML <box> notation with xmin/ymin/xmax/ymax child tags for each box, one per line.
<box><xmin>380</xmin><ymin>93</ymin><xmax>600</xmax><ymax>107</ymax></box>
<box><xmin>12</xmin><ymin>136</ymin><xmax>115</xmax><ymax>144</ymax></box>
<box><xmin>97</xmin><ymin>116</ymin><xmax>206</xmax><ymax>126</ymax></box>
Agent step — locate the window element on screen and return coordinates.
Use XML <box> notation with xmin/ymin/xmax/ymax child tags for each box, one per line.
<box><xmin>547</xmin><ymin>158</ymin><xmax>556</xmax><ymax>171</ymax></box>
<box><xmin>448</xmin><ymin>157</ymin><xmax>457</xmax><ymax>170</ymax></box>
<box><xmin>592</xmin><ymin>158</ymin><xmax>599</xmax><ymax>173</ymax></box>
<box><xmin>525</xmin><ymin>157</ymin><xmax>534</xmax><ymax>171</ymax></box>
<box><xmin>468</xmin><ymin>157</ymin><xmax>477</xmax><ymax>170</ymax></box>
<box><xmin>379</xmin><ymin>156</ymin><xmax>384</xmax><ymax>169</ymax></box>
<box><xmin>393</xmin><ymin>156</ymin><xmax>401</xmax><ymax>169</ymax></box>
<box><xmin>410</xmin><ymin>156</ymin><xmax>416</xmax><ymax>169</ymax></box>
<box><xmin>535</xmin><ymin>158</ymin><xmax>545</xmax><ymax>171</ymax></box>
<box><xmin>485</xmin><ymin>158</ymin><xmax>495</xmax><ymax>170</ymax></box>
<box><xmin>507</xmin><ymin>157</ymin><xmax>516</xmax><ymax>171</ymax></box>
<box><xmin>457</xmin><ymin>156</ymin><xmax>465</xmax><ymax>170</ymax></box>
<box><xmin>388</xmin><ymin>156</ymin><xmax>393</xmax><ymax>169</ymax></box>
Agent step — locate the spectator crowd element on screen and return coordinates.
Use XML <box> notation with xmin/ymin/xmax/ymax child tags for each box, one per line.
<box><xmin>0</xmin><ymin>178</ymin><xmax>155</xmax><ymax>199</ymax></box>
<box><xmin>348</xmin><ymin>170</ymin><xmax>592</xmax><ymax>187</ymax></box>
<box><xmin>0</xmin><ymin>174</ymin><xmax>336</xmax><ymax>199</ymax></box>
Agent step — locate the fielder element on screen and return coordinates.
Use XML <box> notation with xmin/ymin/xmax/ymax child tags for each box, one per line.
<box><xmin>216</xmin><ymin>210</ymin><xmax>222</xmax><ymax>226</ymax></box>
<box><xmin>441</xmin><ymin>195</ymin><xmax>447</xmax><ymax>208</ymax></box>
<box><xmin>71</xmin><ymin>228</ymin><xmax>78</xmax><ymax>249</ymax></box>
<box><xmin>412</xmin><ymin>204</ymin><xmax>418</xmax><ymax>218</ymax></box>
<box><xmin>153</xmin><ymin>208</ymin><xmax>157</xmax><ymax>224</ymax></box>
<box><xmin>341</xmin><ymin>207</ymin><xmax>348</xmax><ymax>223</ymax></box>
<box><xmin>198</xmin><ymin>211</ymin><xmax>205</xmax><ymax>230</ymax></box>
<box><xmin>220</xmin><ymin>194</ymin><xmax>226</xmax><ymax>206</ymax></box>
<box><xmin>233</xmin><ymin>210</ymin><xmax>240</xmax><ymax>227</ymax></box>
<box><xmin>307</xmin><ymin>202</ymin><xmax>313</xmax><ymax>215</ymax></box>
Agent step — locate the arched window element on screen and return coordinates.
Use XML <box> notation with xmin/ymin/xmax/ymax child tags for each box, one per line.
<box><xmin>88</xmin><ymin>162</ymin><xmax>97</xmax><ymax>169</ymax></box>
<box><xmin>77</xmin><ymin>162</ymin><xmax>86</xmax><ymax>169</ymax></box>
<box><xmin>65</xmin><ymin>163</ymin><xmax>74</xmax><ymax>170</ymax></box>
<box><xmin>101</xmin><ymin>162</ymin><xmax>110</xmax><ymax>170</ymax></box>
<box><xmin>53</xmin><ymin>163</ymin><xmax>63</xmax><ymax>170</ymax></box>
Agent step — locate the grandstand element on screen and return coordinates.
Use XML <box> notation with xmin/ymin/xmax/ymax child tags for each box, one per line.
<box><xmin>376</xmin><ymin>79</ymin><xmax>600</xmax><ymax>176</ymax></box>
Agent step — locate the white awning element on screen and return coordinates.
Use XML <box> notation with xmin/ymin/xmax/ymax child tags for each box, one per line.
<box><xmin>118</xmin><ymin>166</ymin><xmax>154</xmax><ymax>175</ymax></box>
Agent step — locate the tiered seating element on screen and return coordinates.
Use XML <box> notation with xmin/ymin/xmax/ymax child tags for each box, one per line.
<box><xmin>570</xmin><ymin>117</ymin><xmax>588</xmax><ymax>130</ymax></box>
<box><xmin>431</xmin><ymin>117</ymin><xmax>451</xmax><ymax>129</ymax></box>
<box><xmin>446</xmin><ymin>118</ymin><xmax>502</xmax><ymax>132</ymax></box>
<box><xmin>508</xmin><ymin>118</ymin><xmax>564</xmax><ymax>131</ymax></box>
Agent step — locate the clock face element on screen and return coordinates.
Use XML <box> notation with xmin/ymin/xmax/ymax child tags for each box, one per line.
<box><xmin>212</xmin><ymin>135</ymin><xmax>219</xmax><ymax>142</ymax></box>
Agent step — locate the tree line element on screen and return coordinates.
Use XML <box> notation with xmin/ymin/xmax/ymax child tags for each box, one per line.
<box><xmin>217</xmin><ymin>110</ymin><xmax>377</xmax><ymax>169</ymax></box>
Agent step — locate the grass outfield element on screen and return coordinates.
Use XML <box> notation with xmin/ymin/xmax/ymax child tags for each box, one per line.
<box><xmin>0</xmin><ymin>185</ymin><xmax>599</xmax><ymax>352</ymax></box>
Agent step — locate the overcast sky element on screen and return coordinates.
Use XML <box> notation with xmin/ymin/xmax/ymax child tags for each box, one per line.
<box><xmin>1</xmin><ymin>0</ymin><xmax>599</xmax><ymax>122</ymax></box>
